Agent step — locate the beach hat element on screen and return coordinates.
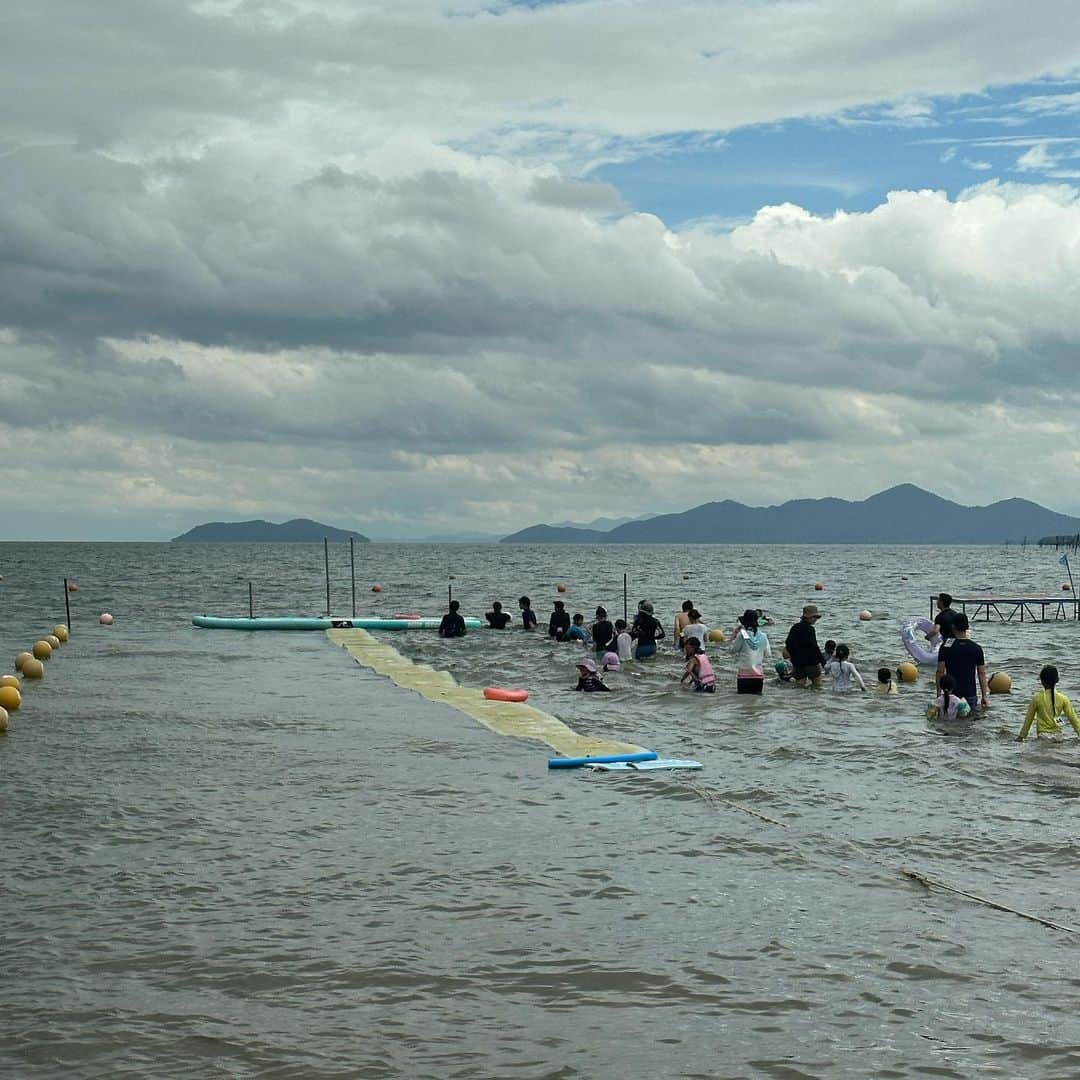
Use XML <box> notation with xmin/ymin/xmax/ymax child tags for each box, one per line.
<box><xmin>739</xmin><ymin>608</ymin><xmax>759</xmax><ymax>628</ymax></box>
<box><xmin>576</xmin><ymin>657</ymin><xmax>598</xmax><ymax>673</ymax></box>
<box><xmin>601</xmin><ymin>651</ymin><xmax>621</xmax><ymax>671</ymax></box>
<box><xmin>802</xmin><ymin>604</ymin><xmax>821</xmax><ymax>618</ymax></box>
<box><xmin>638</xmin><ymin>600</ymin><xmax>654</xmax><ymax>614</ymax></box>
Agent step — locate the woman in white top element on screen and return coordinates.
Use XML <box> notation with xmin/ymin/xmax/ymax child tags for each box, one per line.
<box><xmin>729</xmin><ymin>609</ymin><xmax>772</xmax><ymax>695</ymax></box>
<box><xmin>681</xmin><ymin>609</ymin><xmax>710</xmax><ymax>651</ymax></box>
<box><xmin>825</xmin><ymin>644</ymin><xmax>866</xmax><ymax>692</ymax></box>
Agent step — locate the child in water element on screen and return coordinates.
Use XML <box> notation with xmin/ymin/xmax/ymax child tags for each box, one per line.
<box><xmin>877</xmin><ymin>667</ymin><xmax>898</xmax><ymax>694</ymax></box>
<box><xmin>1017</xmin><ymin>665</ymin><xmax>1080</xmax><ymax>740</ymax></box>
<box><xmin>680</xmin><ymin>636</ymin><xmax>716</xmax><ymax>693</ymax></box>
<box><xmin>825</xmin><ymin>643</ymin><xmax>865</xmax><ymax>691</ymax></box>
<box><xmin>928</xmin><ymin>673</ymin><xmax>971</xmax><ymax>722</ymax></box>
<box><xmin>822</xmin><ymin>640</ymin><xmax>837</xmax><ymax>667</ymax></box>
<box><xmin>574</xmin><ymin>658</ymin><xmax>610</xmax><ymax>692</ymax></box>
<box><xmin>567</xmin><ymin>613</ymin><xmax>589</xmax><ymax>643</ymax></box>
<box><xmin>614</xmin><ymin>619</ymin><xmax>633</xmax><ymax>662</ymax></box>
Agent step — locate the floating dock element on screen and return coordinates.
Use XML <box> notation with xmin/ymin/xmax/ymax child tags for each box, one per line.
<box><xmin>931</xmin><ymin>596</ymin><xmax>1080</xmax><ymax>623</ymax></box>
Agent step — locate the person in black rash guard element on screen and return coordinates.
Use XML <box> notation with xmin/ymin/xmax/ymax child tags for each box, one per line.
<box><xmin>933</xmin><ymin>592</ymin><xmax>959</xmax><ymax>642</ymax></box>
<box><xmin>518</xmin><ymin>596</ymin><xmax>538</xmax><ymax>631</ymax></box>
<box><xmin>630</xmin><ymin>600</ymin><xmax>664</xmax><ymax>660</ymax></box>
<box><xmin>784</xmin><ymin>604</ymin><xmax>825</xmax><ymax>686</ymax></box>
<box><xmin>591</xmin><ymin>606</ymin><xmax>615</xmax><ymax>657</ymax></box>
<box><xmin>439</xmin><ymin>599</ymin><xmax>467</xmax><ymax>638</ymax></box>
<box><xmin>935</xmin><ymin>612</ymin><xmax>989</xmax><ymax>712</ymax></box>
<box><xmin>485</xmin><ymin>600</ymin><xmax>511</xmax><ymax>629</ymax></box>
<box><xmin>549</xmin><ymin>600</ymin><xmax>571</xmax><ymax>639</ymax></box>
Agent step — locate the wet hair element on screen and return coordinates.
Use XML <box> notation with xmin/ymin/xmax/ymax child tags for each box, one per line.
<box><xmin>877</xmin><ymin>667</ymin><xmax>891</xmax><ymax>684</ymax></box>
<box><xmin>615</xmin><ymin>618</ymin><xmax>627</xmax><ymax>631</ymax></box>
<box><xmin>835</xmin><ymin>644</ymin><xmax>850</xmax><ymax>662</ymax></box>
<box><xmin>492</xmin><ymin>601</ymin><xmax>502</xmax><ymax>610</ymax></box>
<box><xmin>953</xmin><ymin>613</ymin><xmax>969</xmax><ymax>633</ymax></box>
<box><xmin>572</xmin><ymin>612</ymin><xmax>584</xmax><ymax>623</ymax></box>
<box><xmin>682</xmin><ymin>600</ymin><xmax>694</xmax><ymax>612</ymax></box>
<box><xmin>685</xmin><ymin>636</ymin><xmax>703</xmax><ymax>655</ymax></box>
<box><xmin>518</xmin><ymin>596</ymin><xmax>531</xmax><ymax>608</ymax></box>
<box><xmin>938</xmin><ymin>592</ymin><xmax>953</xmax><ymax>608</ymax></box>
<box><xmin>689</xmin><ymin>609</ymin><xmax>702</xmax><ymax>622</ymax></box>
<box><xmin>823</xmin><ymin>639</ymin><xmax>836</xmax><ymax>656</ymax></box>
<box><xmin>553</xmin><ymin>600</ymin><xmax>565</xmax><ymax>610</ymax></box>
<box><xmin>940</xmin><ymin>673</ymin><xmax>956</xmax><ymax>717</ymax></box>
<box><xmin>1040</xmin><ymin>665</ymin><xmax>1060</xmax><ymax>714</ymax></box>
<box><xmin>449</xmin><ymin>600</ymin><xmax>460</xmax><ymax>612</ymax></box>
<box><xmin>595</xmin><ymin>606</ymin><xmax>607</xmax><ymax>618</ymax></box>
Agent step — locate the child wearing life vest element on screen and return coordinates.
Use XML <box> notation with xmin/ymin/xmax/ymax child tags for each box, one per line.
<box><xmin>680</xmin><ymin>636</ymin><xmax>716</xmax><ymax>693</ymax></box>
<box><xmin>1017</xmin><ymin>665</ymin><xmax>1080</xmax><ymax>740</ymax></box>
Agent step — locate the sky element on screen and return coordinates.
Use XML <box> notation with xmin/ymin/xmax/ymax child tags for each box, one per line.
<box><xmin>3</xmin><ymin>0</ymin><xmax>1080</xmax><ymax>540</ymax></box>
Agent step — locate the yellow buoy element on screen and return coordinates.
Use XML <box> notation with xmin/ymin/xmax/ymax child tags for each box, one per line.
<box><xmin>371</xmin><ymin>585</ymin><xmax>382</xmax><ymax>594</ymax></box>
<box><xmin>0</xmin><ymin>705</ymin><xmax>7</xmax><ymax>733</ymax></box>
<box><xmin>897</xmin><ymin>661</ymin><xmax>919</xmax><ymax>683</ymax></box>
<box><xmin>0</xmin><ymin>674</ymin><xmax>19</xmax><ymax>689</ymax></box>
<box><xmin>53</xmin><ymin>624</ymin><xmax>69</xmax><ymax>642</ymax></box>
<box><xmin>15</xmin><ymin>651</ymin><xmax>33</xmax><ymax>671</ymax></box>
<box><xmin>32</xmin><ymin>640</ymin><xmax>53</xmax><ymax>661</ymax></box>
<box><xmin>0</xmin><ymin>685</ymin><xmax>21</xmax><ymax>712</ymax></box>
<box><xmin>45</xmin><ymin>634</ymin><xmax>61</xmax><ymax>649</ymax></box>
<box><xmin>989</xmin><ymin>671</ymin><xmax>1012</xmax><ymax>694</ymax></box>
<box><xmin>707</xmin><ymin>628</ymin><xmax>726</xmax><ymax>643</ymax></box>
<box><xmin>21</xmin><ymin>658</ymin><xmax>44</xmax><ymax>679</ymax></box>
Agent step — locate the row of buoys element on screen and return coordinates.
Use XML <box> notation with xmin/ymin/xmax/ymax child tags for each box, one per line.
<box><xmin>1</xmin><ymin>624</ymin><xmax>70</xmax><ymax>732</ymax></box>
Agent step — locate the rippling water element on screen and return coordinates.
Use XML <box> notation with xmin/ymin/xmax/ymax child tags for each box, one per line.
<box><xmin>3</xmin><ymin>541</ymin><xmax>1080</xmax><ymax>1078</ymax></box>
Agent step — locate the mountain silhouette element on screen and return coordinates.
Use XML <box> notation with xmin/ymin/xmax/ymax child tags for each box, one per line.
<box><xmin>172</xmin><ymin>518</ymin><xmax>370</xmax><ymax>543</ymax></box>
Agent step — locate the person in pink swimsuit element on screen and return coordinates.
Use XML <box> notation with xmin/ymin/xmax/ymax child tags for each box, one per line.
<box><xmin>681</xmin><ymin>636</ymin><xmax>716</xmax><ymax>693</ymax></box>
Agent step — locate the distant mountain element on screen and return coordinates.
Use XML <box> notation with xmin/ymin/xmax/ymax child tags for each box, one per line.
<box><xmin>172</xmin><ymin>518</ymin><xmax>370</xmax><ymax>543</ymax></box>
<box><xmin>548</xmin><ymin>513</ymin><xmax>657</xmax><ymax>531</ymax></box>
<box><xmin>500</xmin><ymin>485</ymin><xmax>1080</xmax><ymax>544</ymax></box>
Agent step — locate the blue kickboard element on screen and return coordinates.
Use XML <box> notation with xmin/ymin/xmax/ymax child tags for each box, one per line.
<box><xmin>547</xmin><ymin>750</ymin><xmax>658</xmax><ymax>769</ymax></box>
<box><xmin>590</xmin><ymin>758</ymin><xmax>703</xmax><ymax>771</ymax></box>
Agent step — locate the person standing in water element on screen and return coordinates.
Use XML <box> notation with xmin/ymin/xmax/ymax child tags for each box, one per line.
<box><xmin>1017</xmin><ymin>665</ymin><xmax>1080</xmax><ymax>740</ymax></box>
<box><xmin>485</xmin><ymin>601</ymin><xmax>511</xmax><ymax>629</ymax></box>
<box><xmin>518</xmin><ymin>596</ymin><xmax>538</xmax><ymax>631</ymax></box>
<box><xmin>674</xmin><ymin>600</ymin><xmax>694</xmax><ymax>645</ymax></box>
<box><xmin>438</xmin><ymin>599</ymin><xmax>467</xmax><ymax>638</ymax></box>
<box><xmin>785</xmin><ymin>605</ymin><xmax>826</xmax><ymax>687</ymax></box>
<box><xmin>935</xmin><ymin>613</ymin><xmax>989</xmax><ymax>713</ymax></box>
<box><xmin>614</xmin><ymin>619</ymin><xmax>633</xmax><ymax>662</ymax></box>
<box><xmin>682</xmin><ymin>609</ymin><xmax>710</xmax><ymax>652</ymax></box>
<box><xmin>548</xmin><ymin>600</ymin><xmax>570</xmax><ymax>639</ymax></box>
<box><xmin>681</xmin><ymin>637</ymin><xmax>716</xmax><ymax>693</ymax></box>
<box><xmin>729</xmin><ymin>609</ymin><xmax>772</xmax><ymax>694</ymax></box>
<box><xmin>933</xmin><ymin>592</ymin><xmax>959</xmax><ymax>643</ymax></box>
<box><xmin>825</xmin><ymin>644</ymin><xmax>866</xmax><ymax>692</ymax></box>
<box><xmin>591</xmin><ymin>606</ymin><xmax>616</xmax><ymax>658</ymax></box>
<box><xmin>631</xmin><ymin>601</ymin><xmax>664</xmax><ymax>660</ymax></box>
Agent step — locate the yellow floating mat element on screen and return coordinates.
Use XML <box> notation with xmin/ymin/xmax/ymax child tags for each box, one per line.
<box><xmin>328</xmin><ymin>628</ymin><xmax>646</xmax><ymax>759</ymax></box>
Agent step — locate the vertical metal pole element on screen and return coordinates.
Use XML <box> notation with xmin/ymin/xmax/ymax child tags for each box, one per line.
<box><xmin>623</xmin><ymin>573</ymin><xmax>628</xmax><ymax>623</ymax></box>
<box><xmin>350</xmin><ymin>537</ymin><xmax>356</xmax><ymax>618</ymax></box>
<box><xmin>249</xmin><ymin>581</ymin><xmax>254</xmax><ymax>618</ymax></box>
<box><xmin>63</xmin><ymin>578</ymin><xmax>72</xmax><ymax>629</ymax></box>
<box><xmin>324</xmin><ymin>537</ymin><xmax>331</xmax><ymax>616</ymax></box>
<box><xmin>448</xmin><ymin>582</ymin><xmax>453</xmax><ymax>607</ymax></box>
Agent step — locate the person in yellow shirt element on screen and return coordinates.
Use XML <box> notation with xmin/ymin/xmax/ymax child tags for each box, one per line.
<box><xmin>1017</xmin><ymin>666</ymin><xmax>1080</xmax><ymax>741</ymax></box>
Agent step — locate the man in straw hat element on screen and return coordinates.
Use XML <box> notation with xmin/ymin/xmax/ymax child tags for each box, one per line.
<box><xmin>785</xmin><ymin>604</ymin><xmax>826</xmax><ymax>687</ymax></box>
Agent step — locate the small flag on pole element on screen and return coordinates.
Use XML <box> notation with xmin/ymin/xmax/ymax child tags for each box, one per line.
<box><xmin>1061</xmin><ymin>553</ymin><xmax>1070</xmax><ymax>567</ymax></box>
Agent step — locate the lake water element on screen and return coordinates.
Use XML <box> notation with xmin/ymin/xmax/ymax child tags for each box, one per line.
<box><xmin>2</xmin><ymin>541</ymin><xmax>1080</xmax><ymax>1079</ymax></box>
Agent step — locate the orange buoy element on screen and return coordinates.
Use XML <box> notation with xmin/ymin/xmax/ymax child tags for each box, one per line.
<box><xmin>556</xmin><ymin>584</ymin><xmax>566</xmax><ymax>593</ymax></box>
<box><xmin>67</xmin><ymin>582</ymin><xmax>79</xmax><ymax>592</ymax></box>
<box><xmin>483</xmin><ymin>687</ymin><xmax>529</xmax><ymax>703</ymax></box>
<box><xmin>371</xmin><ymin>584</ymin><xmax>382</xmax><ymax>593</ymax></box>
<box><xmin>814</xmin><ymin>583</ymin><xmax>824</xmax><ymax>591</ymax></box>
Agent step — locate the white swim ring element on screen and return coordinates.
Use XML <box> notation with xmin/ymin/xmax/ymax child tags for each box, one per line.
<box><xmin>900</xmin><ymin>617</ymin><xmax>941</xmax><ymax>665</ymax></box>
